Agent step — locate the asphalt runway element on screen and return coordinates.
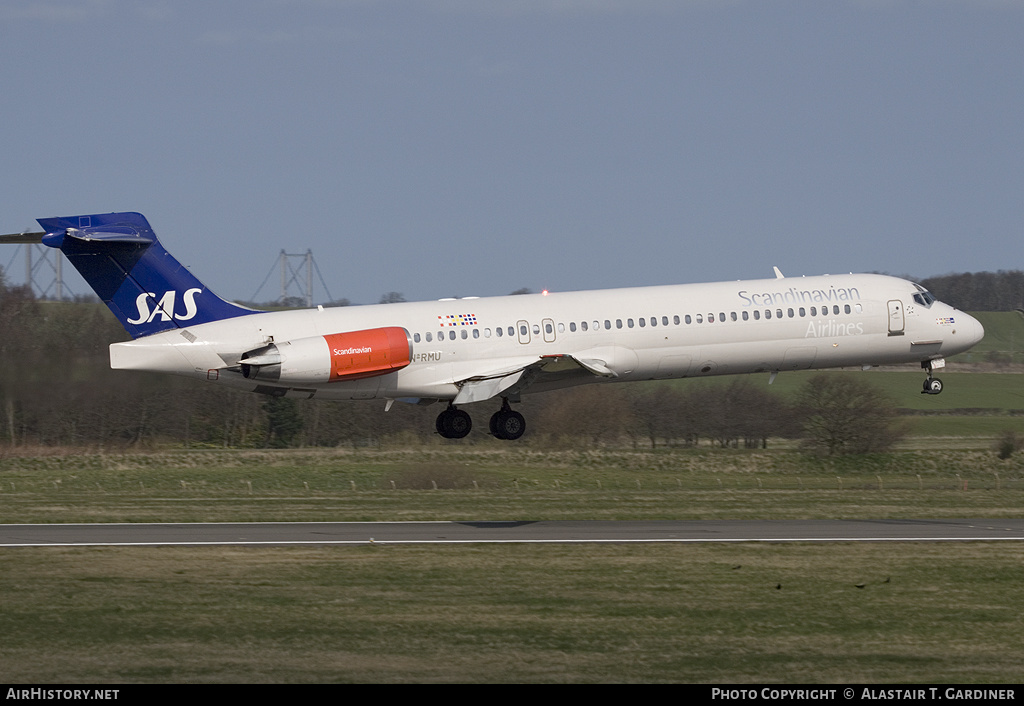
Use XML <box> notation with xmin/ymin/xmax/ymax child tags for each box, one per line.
<box><xmin>2</xmin><ymin>518</ymin><xmax>1024</xmax><ymax>547</ymax></box>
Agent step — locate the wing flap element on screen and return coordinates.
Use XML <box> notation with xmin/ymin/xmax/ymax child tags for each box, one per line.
<box><xmin>453</xmin><ymin>370</ymin><xmax>526</xmax><ymax>405</ymax></box>
<box><xmin>451</xmin><ymin>352</ymin><xmax>618</xmax><ymax>405</ymax></box>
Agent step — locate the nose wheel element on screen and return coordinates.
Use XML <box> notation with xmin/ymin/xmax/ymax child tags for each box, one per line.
<box><xmin>921</xmin><ymin>359</ymin><xmax>945</xmax><ymax>395</ymax></box>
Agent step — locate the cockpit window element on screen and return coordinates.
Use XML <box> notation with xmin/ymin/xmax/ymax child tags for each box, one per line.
<box><xmin>912</xmin><ymin>283</ymin><xmax>935</xmax><ymax>308</ymax></box>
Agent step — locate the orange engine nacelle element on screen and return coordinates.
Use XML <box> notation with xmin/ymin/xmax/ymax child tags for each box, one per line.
<box><xmin>239</xmin><ymin>326</ymin><xmax>412</xmax><ymax>385</ymax></box>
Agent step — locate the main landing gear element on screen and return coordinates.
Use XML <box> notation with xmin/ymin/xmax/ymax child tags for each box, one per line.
<box><xmin>921</xmin><ymin>359</ymin><xmax>944</xmax><ymax>396</ymax></box>
<box><xmin>490</xmin><ymin>399</ymin><xmax>526</xmax><ymax>441</ymax></box>
<box><xmin>435</xmin><ymin>398</ymin><xmax>526</xmax><ymax>440</ymax></box>
<box><xmin>435</xmin><ymin>405</ymin><xmax>472</xmax><ymax>439</ymax></box>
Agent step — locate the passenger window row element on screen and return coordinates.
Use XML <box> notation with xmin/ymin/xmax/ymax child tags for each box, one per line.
<box><xmin>410</xmin><ymin>304</ymin><xmax>862</xmax><ymax>344</ymax></box>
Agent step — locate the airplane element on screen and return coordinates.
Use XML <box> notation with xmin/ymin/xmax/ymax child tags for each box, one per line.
<box><xmin>1</xmin><ymin>211</ymin><xmax>984</xmax><ymax>440</ymax></box>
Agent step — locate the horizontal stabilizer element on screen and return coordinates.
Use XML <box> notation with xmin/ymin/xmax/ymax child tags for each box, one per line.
<box><xmin>0</xmin><ymin>231</ymin><xmax>44</xmax><ymax>244</ymax></box>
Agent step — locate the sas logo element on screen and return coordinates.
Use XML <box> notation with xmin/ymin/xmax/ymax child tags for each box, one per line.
<box><xmin>126</xmin><ymin>288</ymin><xmax>202</xmax><ymax>325</ymax></box>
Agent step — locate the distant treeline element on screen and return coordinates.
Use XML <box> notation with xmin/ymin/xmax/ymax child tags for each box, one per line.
<box><xmin>920</xmin><ymin>271</ymin><xmax>1024</xmax><ymax>312</ymax></box>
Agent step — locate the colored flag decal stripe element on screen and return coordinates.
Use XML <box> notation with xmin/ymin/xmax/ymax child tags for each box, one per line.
<box><xmin>438</xmin><ymin>314</ymin><xmax>478</xmax><ymax>326</ymax></box>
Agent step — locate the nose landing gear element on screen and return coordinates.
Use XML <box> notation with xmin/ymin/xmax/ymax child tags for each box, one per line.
<box><xmin>921</xmin><ymin>358</ymin><xmax>945</xmax><ymax>395</ymax></box>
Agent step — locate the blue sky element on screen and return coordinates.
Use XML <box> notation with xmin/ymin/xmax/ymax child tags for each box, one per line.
<box><xmin>2</xmin><ymin>1</ymin><xmax>1022</xmax><ymax>304</ymax></box>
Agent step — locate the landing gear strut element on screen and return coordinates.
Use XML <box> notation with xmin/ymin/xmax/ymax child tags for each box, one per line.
<box><xmin>921</xmin><ymin>359</ymin><xmax>944</xmax><ymax>395</ymax></box>
<box><xmin>490</xmin><ymin>398</ymin><xmax>526</xmax><ymax>440</ymax></box>
<box><xmin>436</xmin><ymin>405</ymin><xmax>472</xmax><ymax>439</ymax></box>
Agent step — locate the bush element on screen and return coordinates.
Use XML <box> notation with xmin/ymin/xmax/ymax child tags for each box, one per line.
<box><xmin>796</xmin><ymin>375</ymin><xmax>907</xmax><ymax>455</ymax></box>
<box><xmin>995</xmin><ymin>429</ymin><xmax>1024</xmax><ymax>459</ymax></box>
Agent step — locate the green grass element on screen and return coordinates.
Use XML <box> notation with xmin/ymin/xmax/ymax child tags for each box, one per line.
<box><xmin>657</xmin><ymin>369</ymin><xmax>1024</xmax><ymax>412</ymax></box>
<box><xmin>962</xmin><ymin>311</ymin><xmax>1024</xmax><ymax>362</ymax></box>
<box><xmin>2</xmin><ymin>447</ymin><xmax>1024</xmax><ymax>523</ymax></box>
<box><xmin>3</xmin><ymin>443</ymin><xmax>1024</xmax><ymax>683</ymax></box>
<box><xmin>2</xmin><ymin>543</ymin><xmax>1022</xmax><ymax>683</ymax></box>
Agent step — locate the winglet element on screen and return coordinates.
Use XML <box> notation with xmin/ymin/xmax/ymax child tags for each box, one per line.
<box><xmin>773</xmin><ymin>266</ymin><xmax>785</xmax><ymax>279</ymax></box>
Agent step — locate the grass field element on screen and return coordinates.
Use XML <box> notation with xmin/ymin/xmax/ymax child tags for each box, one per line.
<box><xmin>2</xmin><ymin>446</ymin><xmax>1024</xmax><ymax>683</ymax></box>
<box><xmin>3</xmin><ymin>543</ymin><xmax>1023</xmax><ymax>683</ymax></box>
<box><xmin>3</xmin><ymin>322</ymin><xmax>1024</xmax><ymax>683</ymax></box>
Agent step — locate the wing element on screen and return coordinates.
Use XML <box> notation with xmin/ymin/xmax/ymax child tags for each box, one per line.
<box><xmin>452</xmin><ymin>352</ymin><xmax>619</xmax><ymax>405</ymax></box>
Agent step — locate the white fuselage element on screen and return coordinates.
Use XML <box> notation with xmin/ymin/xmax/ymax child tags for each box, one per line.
<box><xmin>109</xmin><ymin>273</ymin><xmax>984</xmax><ymax>403</ymax></box>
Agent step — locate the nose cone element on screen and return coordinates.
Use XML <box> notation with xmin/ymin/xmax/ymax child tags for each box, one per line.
<box><xmin>964</xmin><ymin>312</ymin><xmax>985</xmax><ymax>347</ymax></box>
<box><xmin>955</xmin><ymin>312</ymin><xmax>985</xmax><ymax>352</ymax></box>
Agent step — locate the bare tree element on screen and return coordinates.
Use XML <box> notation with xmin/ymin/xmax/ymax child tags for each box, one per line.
<box><xmin>796</xmin><ymin>375</ymin><xmax>907</xmax><ymax>455</ymax></box>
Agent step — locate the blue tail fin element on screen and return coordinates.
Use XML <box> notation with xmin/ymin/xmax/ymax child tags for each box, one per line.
<box><xmin>38</xmin><ymin>212</ymin><xmax>255</xmax><ymax>338</ymax></box>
